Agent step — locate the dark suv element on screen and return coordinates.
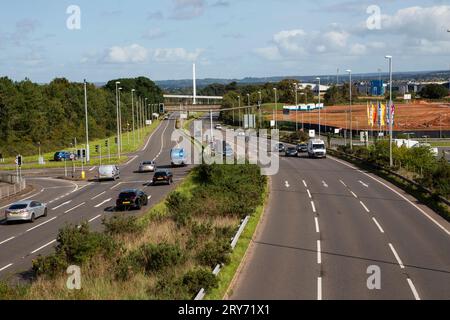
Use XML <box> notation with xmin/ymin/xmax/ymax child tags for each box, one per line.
<box><xmin>116</xmin><ymin>189</ymin><xmax>148</xmax><ymax>211</ymax></box>
<box><xmin>152</xmin><ymin>169</ymin><xmax>174</xmax><ymax>185</ymax></box>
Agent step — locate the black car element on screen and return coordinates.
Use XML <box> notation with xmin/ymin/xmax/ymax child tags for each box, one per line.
<box><xmin>116</xmin><ymin>189</ymin><xmax>149</xmax><ymax>211</ymax></box>
<box><xmin>285</xmin><ymin>147</ymin><xmax>298</xmax><ymax>157</ymax></box>
<box><xmin>152</xmin><ymin>169</ymin><xmax>174</xmax><ymax>185</ymax></box>
<box><xmin>297</xmin><ymin>143</ymin><xmax>308</xmax><ymax>153</ymax></box>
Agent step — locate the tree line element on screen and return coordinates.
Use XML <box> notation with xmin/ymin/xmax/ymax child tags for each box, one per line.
<box><xmin>0</xmin><ymin>77</ymin><xmax>163</xmax><ymax>157</ymax></box>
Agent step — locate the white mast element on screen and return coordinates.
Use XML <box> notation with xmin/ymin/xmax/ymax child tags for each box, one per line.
<box><xmin>193</xmin><ymin>63</ymin><xmax>197</xmax><ymax>105</ymax></box>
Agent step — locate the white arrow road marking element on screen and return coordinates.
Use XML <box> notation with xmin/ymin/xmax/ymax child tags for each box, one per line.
<box><xmin>31</xmin><ymin>239</ymin><xmax>57</xmax><ymax>254</ymax></box>
<box><xmin>26</xmin><ymin>216</ymin><xmax>57</xmax><ymax>233</ymax></box>
<box><xmin>359</xmin><ymin>180</ymin><xmax>369</xmax><ymax>188</ymax></box>
<box><xmin>51</xmin><ymin>200</ymin><xmax>72</xmax><ymax>211</ymax></box>
<box><xmin>0</xmin><ymin>263</ymin><xmax>13</xmax><ymax>272</ymax></box>
<box><xmin>64</xmin><ymin>202</ymin><xmax>86</xmax><ymax>214</ymax></box>
<box><xmin>94</xmin><ymin>198</ymin><xmax>112</xmax><ymax>208</ymax></box>
<box><xmin>322</xmin><ymin>180</ymin><xmax>328</xmax><ymax>188</ymax></box>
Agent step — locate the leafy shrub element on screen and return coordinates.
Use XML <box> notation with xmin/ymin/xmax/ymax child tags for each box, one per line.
<box><xmin>103</xmin><ymin>216</ymin><xmax>143</xmax><ymax>236</ymax></box>
<box><xmin>0</xmin><ymin>282</ymin><xmax>28</xmax><ymax>300</ymax></box>
<box><xmin>139</xmin><ymin>243</ymin><xmax>184</xmax><ymax>273</ymax></box>
<box><xmin>32</xmin><ymin>253</ymin><xmax>68</xmax><ymax>278</ymax></box>
<box><xmin>196</xmin><ymin>240</ymin><xmax>231</xmax><ymax>268</ymax></box>
<box><xmin>182</xmin><ymin>268</ymin><xmax>218</xmax><ymax>296</ymax></box>
<box><xmin>167</xmin><ymin>191</ymin><xmax>191</xmax><ymax>227</ymax></box>
<box><xmin>114</xmin><ymin>251</ymin><xmax>143</xmax><ymax>281</ymax></box>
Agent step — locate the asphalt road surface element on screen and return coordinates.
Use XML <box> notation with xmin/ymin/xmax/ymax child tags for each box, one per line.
<box><xmin>0</xmin><ymin>114</ymin><xmax>192</xmax><ymax>281</ymax></box>
<box><xmin>231</xmin><ymin>149</ymin><xmax>450</xmax><ymax>300</ymax></box>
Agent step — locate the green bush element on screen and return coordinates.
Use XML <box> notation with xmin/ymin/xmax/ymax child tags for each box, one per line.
<box><xmin>139</xmin><ymin>243</ymin><xmax>184</xmax><ymax>273</ymax></box>
<box><xmin>196</xmin><ymin>240</ymin><xmax>231</xmax><ymax>268</ymax></box>
<box><xmin>32</xmin><ymin>253</ymin><xmax>68</xmax><ymax>278</ymax></box>
<box><xmin>0</xmin><ymin>281</ymin><xmax>28</xmax><ymax>300</ymax></box>
<box><xmin>167</xmin><ymin>191</ymin><xmax>191</xmax><ymax>227</ymax></box>
<box><xmin>103</xmin><ymin>216</ymin><xmax>143</xmax><ymax>236</ymax></box>
<box><xmin>182</xmin><ymin>268</ymin><xmax>218</xmax><ymax>296</ymax></box>
<box><xmin>114</xmin><ymin>251</ymin><xmax>143</xmax><ymax>281</ymax></box>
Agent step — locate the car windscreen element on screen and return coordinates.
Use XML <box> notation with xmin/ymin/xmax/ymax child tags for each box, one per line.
<box><xmin>171</xmin><ymin>149</ymin><xmax>184</xmax><ymax>158</ymax></box>
<box><xmin>119</xmin><ymin>192</ymin><xmax>136</xmax><ymax>198</ymax></box>
<box><xmin>142</xmin><ymin>161</ymin><xmax>154</xmax><ymax>165</ymax></box>
<box><xmin>287</xmin><ymin>148</ymin><xmax>297</xmax><ymax>151</ymax></box>
<box><xmin>313</xmin><ymin>144</ymin><xmax>325</xmax><ymax>150</ymax></box>
<box><xmin>154</xmin><ymin>171</ymin><xmax>167</xmax><ymax>177</ymax></box>
<box><xmin>99</xmin><ymin>166</ymin><xmax>113</xmax><ymax>174</ymax></box>
<box><xmin>9</xmin><ymin>204</ymin><xmax>27</xmax><ymax>210</ymax></box>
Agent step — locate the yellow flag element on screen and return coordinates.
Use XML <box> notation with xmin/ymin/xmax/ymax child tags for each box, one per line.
<box><xmin>381</xmin><ymin>103</ymin><xmax>386</xmax><ymax>127</ymax></box>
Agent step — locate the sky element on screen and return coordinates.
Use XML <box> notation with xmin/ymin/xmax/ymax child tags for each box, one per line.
<box><xmin>1</xmin><ymin>0</ymin><xmax>450</xmax><ymax>83</ymax></box>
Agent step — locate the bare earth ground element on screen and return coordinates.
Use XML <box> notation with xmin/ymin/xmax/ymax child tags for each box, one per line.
<box><xmin>275</xmin><ymin>101</ymin><xmax>450</xmax><ymax>131</ymax></box>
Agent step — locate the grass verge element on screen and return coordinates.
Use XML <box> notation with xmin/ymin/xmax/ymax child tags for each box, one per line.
<box><xmin>205</xmin><ymin>178</ymin><xmax>269</xmax><ymax>300</ymax></box>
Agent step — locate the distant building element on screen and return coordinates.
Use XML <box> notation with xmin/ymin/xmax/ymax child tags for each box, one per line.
<box><xmin>370</xmin><ymin>80</ymin><xmax>385</xmax><ymax>96</ymax></box>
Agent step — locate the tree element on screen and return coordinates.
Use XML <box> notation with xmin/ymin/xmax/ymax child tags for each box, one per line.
<box><xmin>420</xmin><ymin>84</ymin><xmax>448</xmax><ymax>99</ymax></box>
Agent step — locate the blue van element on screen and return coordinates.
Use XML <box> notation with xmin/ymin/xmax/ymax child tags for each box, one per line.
<box><xmin>170</xmin><ymin>148</ymin><xmax>186</xmax><ymax>167</ymax></box>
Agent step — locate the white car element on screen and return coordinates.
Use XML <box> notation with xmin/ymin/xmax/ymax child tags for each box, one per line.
<box><xmin>5</xmin><ymin>200</ymin><xmax>47</xmax><ymax>223</ymax></box>
<box><xmin>98</xmin><ymin>165</ymin><xmax>120</xmax><ymax>181</ymax></box>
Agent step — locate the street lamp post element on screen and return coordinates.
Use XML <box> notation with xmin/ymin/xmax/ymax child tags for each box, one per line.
<box><xmin>131</xmin><ymin>89</ymin><xmax>136</xmax><ymax>146</ymax></box>
<box><xmin>294</xmin><ymin>84</ymin><xmax>298</xmax><ymax>132</ymax></box>
<box><xmin>385</xmin><ymin>55</ymin><xmax>393</xmax><ymax>167</ymax></box>
<box><xmin>273</xmin><ymin>88</ymin><xmax>277</xmax><ymax>129</ymax></box>
<box><xmin>316</xmin><ymin>77</ymin><xmax>321</xmax><ymax>137</ymax></box>
<box><xmin>118</xmin><ymin>87</ymin><xmax>123</xmax><ymax>154</ymax></box>
<box><xmin>83</xmin><ymin>79</ymin><xmax>90</xmax><ymax>163</ymax></box>
<box><xmin>346</xmin><ymin>70</ymin><xmax>353</xmax><ymax>149</ymax></box>
<box><xmin>258</xmin><ymin>91</ymin><xmax>262</xmax><ymax>129</ymax></box>
<box><xmin>115</xmin><ymin>81</ymin><xmax>121</xmax><ymax>159</ymax></box>
<box><xmin>238</xmin><ymin>96</ymin><xmax>241</xmax><ymax>128</ymax></box>
<box><xmin>247</xmin><ymin>93</ymin><xmax>250</xmax><ymax>129</ymax></box>
<box><xmin>145</xmin><ymin>98</ymin><xmax>148</xmax><ymax>126</ymax></box>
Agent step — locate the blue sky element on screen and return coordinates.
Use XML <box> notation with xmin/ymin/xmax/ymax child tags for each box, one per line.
<box><xmin>1</xmin><ymin>0</ymin><xmax>450</xmax><ymax>82</ymax></box>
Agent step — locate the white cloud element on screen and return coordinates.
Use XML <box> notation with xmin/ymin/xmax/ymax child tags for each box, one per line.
<box><xmin>103</xmin><ymin>44</ymin><xmax>148</xmax><ymax>63</ymax></box>
<box><xmin>151</xmin><ymin>48</ymin><xmax>203</xmax><ymax>62</ymax></box>
<box><xmin>254</xmin><ymin>47</ymin><xmax>281</xmax><ymax>61</ymax></box>
<box><xmin>171</xmin><ymin>0</ymin><xmax>206</xmax><ymax>20</ymax></box>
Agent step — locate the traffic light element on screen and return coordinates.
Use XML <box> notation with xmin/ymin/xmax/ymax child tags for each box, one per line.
<box><xmin>159</xmin><ymin>103</ymin><xmax>165</xmax><ymax>114</ymax></box>
<box><xmin>77</xmin><ymin>149</ymin><xmax>81</xmax><ymax>159</ymax></box>
<box><xmin>105</xmin><ymin>140</ymin><xmax>109</xmax><ymax>147</ymax></box>
<box><xmin>16</xmin><ymin>155</ymin><xmax>22</xmax><ymax>166</ymax></box>
<box><xmin>95</xmin><ymin>145</ymin><xmax>100</xmax><ymax>153</ymax></box>
<box><xmin>82</xmin><ymin>149</ymin><xmax>86</xmax><ymax>159</ymax></box>
<box><xmin>114</xmin><ymin>137</ymin><xmax>118</xmax><ymax>145</ymax></box>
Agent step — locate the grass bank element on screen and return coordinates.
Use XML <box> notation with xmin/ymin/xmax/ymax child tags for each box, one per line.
<box><xmin>0</xmin><ymin>163</ymin><xmax>267</xmax><ymax>300</ymax></box>
<box><xmin>1</xmin><ymin>120</ymin><xmax>161</xmax><ymax>169</ymax></box>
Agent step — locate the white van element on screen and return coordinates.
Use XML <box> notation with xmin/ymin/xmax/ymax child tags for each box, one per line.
<box><xmin>307</xmin><ymin>139</ymin><xmax>327</xmax><ymax>158</ymax></box>
<box><xmin>98</xmin><ymin>165</ymin><xmax>120</xmax><ymax>181</ymax></box>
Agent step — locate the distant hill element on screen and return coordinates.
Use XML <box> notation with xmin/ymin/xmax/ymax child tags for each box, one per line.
<box><xmin>156</xmin><ymin>70</ymin><xmax>450</xmax><ymax>92</ymax></box>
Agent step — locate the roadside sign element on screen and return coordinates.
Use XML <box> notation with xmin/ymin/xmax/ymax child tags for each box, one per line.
<box><xmin>334</xmin><ymin>129</ymin><xmax>340</xmax><ymax>134</ymax></box>
<box><xmin>270</xmin><ymin>120</ymin><xmax>275</xmax><ymax>128</ymax></box>
<box><xmin>309</xmin><ymin>130</ymin><xmax>316</xmax><ymax>138</ymax></box>
<box><xmin>70</xmin><ymin>153</ymin><xmax>75</xmax><ymax>160</ymax></box>
<box><xmin>38</xmin><ymin>156</ymin><xmax>45</xmax><ymax>165</ymax></box>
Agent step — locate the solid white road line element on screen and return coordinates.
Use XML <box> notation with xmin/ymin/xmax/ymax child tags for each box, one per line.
<box><xmin>330</xmin><ymin>156</ymin><xmax>450</xmax><ymax>236</ymax></box>
<box><xmin>302</xmin><ymin>180</ymin><xmax>308</xmax><ymax>188</ymax></box>
<box><xmin>350</xmin><ymin>191</ymin><xmax>358</xmax><ymax>198</ymax></box>
<box><xmin>89</xmin><ymin>166</ymin><xmax>97</xmax><ymax>172</ymax></box>
<box><xmin>360</xmin><ymin>201</ymin><xmax>370</xmax><ymax>213</ymax></box>
<box><xmin>31</xmin><ymin>239</ymin><xmax>57</xmax><ymax>254</ymax></box>
<box><xmin>91</xmin><ymin>191</ymin><xmax>106</xmax><ymax>200</ymax></box>
<box><xmin>314</xmin><ymin>217</ymin><xmax>320</xmax><ymax>233</ymax></box>
<box><xmin>388</xmin><ymin>243</ymin><xmax>405</xmax><ymax>269</ymax></box>
<box><xmin>0</xmin><ymin>263</ymin><xmax>13</xmax><ymax>272</ymax></box>
<box><xmin>0</xmin><ymin>237</ymin><xmax>15</xmax><ymax>246</ymax></box>
<box><xmin>152</xmin><ymin>119</ymin><xmax>171</xmax><ymax>162</ymax></box>
<box><xmin>339</xmin><ymin>180</ymin><xmax>347</xmax><ymax>187</ymax></box>
<box><xmin>307</xmin><ymin>189</ymin><xmax>312</xmax><ymax>199</ymax></box>
<box><xmin>26</xmin><ymin>216</ymin><xmax>57</xmax><ymax>232</ymax></box>
<box><xmin>317</xmin><ymin>277</ymin><xmax>322</xmax><ymax>300</ymax></box>
<box><xmin>64</xmin><ymin>202</ymin><xmax>85</xmax><ymax>214</ymax></box>
<box><xmin>51</xmin><ymin>200</ymin><xmax>72</xmax><ymax>211</ymax></box>
<box><xmin>94</xmin><ymin>198</ymin><xmax>112</xmax><ymax>208</ymax></box>
<box><xmin>407</xmin><ymin>278</ymin><xmax>421</xmax><ymax>300</ymax></box>
<box><xmin>311</xmin><ymin>201</ymin><xmax>316</xmax><ymax>213</ymax></box>
<box><xmin>317</xmin><ymin>240</ymin><xmax>322</xmax><ymax>264</ymax></box>
<box><xmin>372</xmin><ymin>217</ymin><xmax>385</xmax><ymax>233</ymax></box>
<box><xmin>147</xmin><ymin>195</ymin><xmax>152</xmax><ymax>200</ymax></box>
<box><xmin>88</xmin><ymin>214</ymin><xmax>102</xmax><ymax>223</ymax></box>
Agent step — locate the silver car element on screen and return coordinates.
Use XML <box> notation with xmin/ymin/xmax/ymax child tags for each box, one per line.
<box><xmin>138</xmin><ymin>161</ymin><xmax>156</xmax><ymax>172</ymax></box>
<box><xmin>98</xmin><ymin>165</ymin><xmax>120</xmax><ymax>181</ymax></box>
<box><xmin>5</xmin><ymin>200</ymin><xmax>47</xmax><ymax>223</ymax></box>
